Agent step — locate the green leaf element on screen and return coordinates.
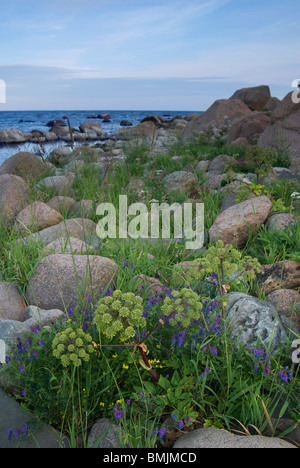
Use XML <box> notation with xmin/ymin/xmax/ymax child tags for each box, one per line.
<box><xmin>144</xmin><ymin>381</ymin><xmax>157</xmax><ymax>395</ymax></box>
<box><xmin>158</xmin><ymin>375</ymin><xmax>170</xmax><ymax>390</ymax></box>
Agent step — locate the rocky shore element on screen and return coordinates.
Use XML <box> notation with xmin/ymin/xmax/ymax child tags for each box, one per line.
<box><xmin>0</xmin><ymin>84</ymin><xmax>299</xmax><ymax>449</ymax></box>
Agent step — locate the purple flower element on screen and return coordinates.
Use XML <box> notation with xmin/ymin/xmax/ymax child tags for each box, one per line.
<box><xmin>158</xmin><ymin>426</ymin><xmax>167</xmax><ymax>439</ymax></box>
<box><xmin>113</xmin><ymin>404</ymin><xmax>124</xmax><ymax>419</ymax></box>
<box><xmin>123</xmin><ymin>258</ymin><xmax>127</xmax><ymax>267</ymax></box>
<box><xmin>20</xmin><ymin>365</ymin><xmax>25</xmax><ymax>375</ymax></box>
<box><xmin>178</xmin><ymin>420</ymin><xmax>184</xmax><ymax>430</ymax></box>
<box><xmin>21</xmin><ymin>390</ymin><xmax>26</xmax><ymax>396</ymax></box>
<box><xmin>8</xmin><ymin>429</ymin><xmax>13</xmax><ymax>441</ymax></box>
<box><xmin>211</xmin><ymin>346</ymin><xmax>218</xmax><ymax>356</ymax></box>
<box><xmin>126</xmin><ymin>399</ymin><xmax>131</xmax><ymax>406</ymax></box>
<box><xmin>14</xmin><ymin>430</ymin><xmax>20</xmax><ymax>440</ymax></box>
<box><xmin>200</xmin><ymin>366</ymin><xmax>211</xmax><ymax>378</ymax></box>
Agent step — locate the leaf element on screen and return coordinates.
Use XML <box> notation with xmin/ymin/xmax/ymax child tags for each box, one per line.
<box><xmin>158</xmin><ymin>375</ymin><xmax>170</xmax><ymax>390</ymax></box>
<box><xmin>144</xmin><ymin>381</ymin><xmax>157</xmax><ymax>395</ymax></box>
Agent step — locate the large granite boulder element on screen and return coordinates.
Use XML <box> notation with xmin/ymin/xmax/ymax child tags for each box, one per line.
<box><xmin>225</xmin><ymin>292</ymin><xmax>299</xmax><ymax>353</ymax></box>
<box><xmin>209</xmin><ymin>195</ymin><xmax>272</xmax><ymax>247</ymax></box>
<box><xmin>0</xmin><ymin>152</ymin><xmax>46</xmax><ymax>182</ymax></box>
<box><xmin>229</xmin><ymin>85</ymin><xmax>271</xmax><ymax>111</ymax></box>
<box><xmin>0</xmin><ymin>282</ymin><xmax>27</xmax><ymax>322</ymax></box>
<box><xmin>173</xmin><ymin>427</ymin><xmax>296</xmax><ymax>449</ymax></box>
<box><xmin>0</xmin><ymin>174</ymin><xmax>31</xmax><ymax>226</ymax></box>
<box><xmin>182</xmin><ymin>99</ymin><xmax>252</xmax><ymax>139</ymax></box>
<box><xmin>25</xmin><ymin>254</ymin><xmax>118</xmax><ymax>310</ymax></box>
<box><xmin>14</xmin><ymin>201</ymin><xmax>63</xmax><ymax>235</ymax></box>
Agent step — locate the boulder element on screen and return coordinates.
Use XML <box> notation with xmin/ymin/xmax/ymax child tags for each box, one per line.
<box><xmin>202</xmin><ymin>171</ymin><xmax>225</xmax><ymax>190</ymax></box>
<box><xmin>46</xmin><ymin>119</ymin><xmax>66</xmax><ymax>128</ymax></box>
<box><xmin>0</xmin><ymin>174</ymin><xmax>31</xmax><ymax>226</ymax></box>
<box><xmin>120</xmin><ymin>120</ymin><xmax>133</xmax><ymax>126</ymax></box>
<box><xmin>164</xmin><ymin>171</ymin><xmax>198</xmax><ymax>194</ymax></box>
<box><xmin>195</xmin><ymin>160</ymin><xmax>210</xmax><ymax>174</ymax></box>
<box><xmin>25</xmin><ymin>254</ymin><xmax>119</xmax><ymax>310</ymax></box>
<box><xmin>24</xmin><ymin>306</ymin><xmax>65</xmax><ymax>328</ymax></box>
<box><xmin>46</xmin><ymin>196</ymin><xmax>76</xmax><ymax>214</ymax></box>
<box><xmin>219</xmin><ymin>181</ymin><xmax>256</xmax><ymax>212</ymax></box>
<box><xmin>0</xmin><ymin>128</ymin><xmax>30</xmax><ymax>144</ymax></box>
<box><xmin>173</xmin><ymin>427</ymin><xmax>296</xmax><ymax>449</ymax></box>
<box><xmin>229</xmin><ymin>85</ymin><xmax>271</xmax><ymax>111</ymax></box>
<box><xmin>258</xmin><ymin>91</ymin><xmax>300</xmax><ymax>173</ymax></box>
<box><xmin>267</xmin><ymin>289</ymin><xmax>300</xmax><ymax>331</ymax></box>
<box><xmin>79</xmin><ymin>121</ymin><xmax>106</xmax><ymax>137</ymax></box>
<box><xmin>44</xmin><ymin>236</ymin><xmax>91</xmax><ymax>256</ymax></box>
<box><xmin>182</xmin><ymin>99</ymin><xmax>252</xmax><ymax>139</ymax></box>
<box><xmin>226</xmin><ymin>292</ymin><xmax>299</xmax><ymax>353</ymax></box>
<box><xmin>256</xmin><ymin>261</ymin><xmax>300</xmax><ymax>295</ymax></box>
<box><xmin>208</xmin><ymin>154</ymin><xmax>238</xmax><ymax>173</ymax></box>
<box><xmin>267</xmin><ymin>213</ymin><xmax>296</xmax><ymax>232</ymax></box>
<box><xmin>228</xmin><ymin>112</ymin><xmax>271</xmax><ymax>145</ymax></box>
<box><xmin>19</xmin><ymin>218</ymin><xmax>97</xmax><ymax>246</ymax></box>
<box><xmin>0</xmin><ymin>152</ymin><xmax>46</xmax><ymax>182</ymax></box>
<box><xmin>209</xmin><ymin>195</ymin><xmax>272</xmax><ymax>247</ymax></box>
<box><xmin>35</xmin><ymin>175</ymin><xmax>73</xmax><ymax>196</ymax></box>
<box><xmin>68</xmin><ymin>200</ymin><xmax>94</xmax><ymax>218</ymax></box>
<box><xmin>0</xmin><ymin>282</ymin><xmax>26</xmax><ymax>322</ymax></box>
<box><xmin>48</xmin><ymin>146</ymin><xmax>72</xmax><ymax>166</ymax></box>
<box><xmin>118</xmin><ymin>121</ymin><xmax>156</xmax><ymax>139</ymax></box>
<box><xmin>48</xmin><ymin>126</ymin><xmax>71</xmax><ymax>138</ymax></box>
<box><xmin>133</xmin><ymin>274</ymin><xmax>163</xmax><ymax>295</ymax></box>
<box><xmin>88</xmin><ymin>418</ymin><xmax>125</xmax><ymax>448</ymax></box>
<box><xmin>14</xmin><ymin>201</ymin><xmax>63</xmax><ymax>236</ymax></box>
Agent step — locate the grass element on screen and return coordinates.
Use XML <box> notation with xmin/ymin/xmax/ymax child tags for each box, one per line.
<box><xmin>0</xmin><ymin>135</ymin><xmax>299</xmax><ymax>448</ymax></box>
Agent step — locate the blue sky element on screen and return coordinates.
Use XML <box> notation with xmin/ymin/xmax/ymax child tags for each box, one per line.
<box><xmin>0</xmin><ymin>0</ymin><xmax>299</xmax><ymax>110</ymax></box>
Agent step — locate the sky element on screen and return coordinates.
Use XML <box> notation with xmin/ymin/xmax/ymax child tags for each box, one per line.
<box><xmin>0</xmin><ymin>0</ymin><xmax>299</xmax><ymax>111</ymax></box>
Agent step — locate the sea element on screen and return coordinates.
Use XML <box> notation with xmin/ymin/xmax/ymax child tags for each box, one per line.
<box><xmin>0</xmin><ymin>109</ymin><xmax>201</xmax><ymax>164</ymax></box>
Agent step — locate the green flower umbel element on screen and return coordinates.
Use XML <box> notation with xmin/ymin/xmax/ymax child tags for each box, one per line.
<box><xmin>52</xmin><ymin>327</ymin><xmax>94</xmax><ymax>367</ymax></box>
<box><xmin>94</xmin><ymin>290</ymin><xmax>146</xmax><ymax>341</ymax></box>
<box><xmin>161</xmin><ymin>288</ymin><xmax>202</xmax><ymax>328</ymax></box>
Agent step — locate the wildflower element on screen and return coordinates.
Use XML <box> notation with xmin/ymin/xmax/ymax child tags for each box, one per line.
<box><xmin>8</xmin><ymin>429</ymin><xmax>13</xmax><ymax>441</ymax></box>
<box><xmin>114</xmin><ymin>404</ymin><xmax>124</xmax><ymax>419</ymax></box>
<box><xmin>123</xmin><ymin>364</ymin><xmax>129</xmax><ymax>369</ymax></box>
<box><xmin>200</xmin><ymin>366</ymin><xmax>211</xmax><ymax>378</ymax></box>
<box><xmin>178</xmin><ymin>420</ymin><xmax>184</xmax><ymax>430</ymax></box>
<box><xmin>126</xmin><ymin>399</ymin><xmax>131</xmax><ymax>406</ymax></box>
<box><xmin>14</xmin><ymin>430</ymin><xmax>20</xmax><ymax>440</ymax></box>
<box><xmin>21</xmin><ymin>390</ymin><xmax>26</xmax><ymax>396</ymax></box>
<box><xmin>99</xmin><ymin>402</ymin><xmax>105</xmax><ymax>407</ymax></box>
<box><xmin>123</xmin><ymin>258</ymin><xmax>127</xmax><ymax>267</ymax></box>
<box><xmin>158</xmin><ymin>426</ymin><xmax>167</xmax><ymax>439</ymax></box>
<box><xmin>20</xmin><ymin>365</ymin><xmax>25</xmax><ymax>375</ymax></box>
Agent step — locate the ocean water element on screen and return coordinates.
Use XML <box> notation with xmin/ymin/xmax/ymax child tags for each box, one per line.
<box><xmin>0</xmin><ymin>109</ymin><xmax>200</xmax><ymax>164</ymax></box>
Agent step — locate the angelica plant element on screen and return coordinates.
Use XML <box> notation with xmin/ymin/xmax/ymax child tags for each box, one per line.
<box><xmin>93</xmin><ymin>290</ymin><xmax>146</xmax><ymax>341</ymax></box>
<box><xmin>161</xmin><ymin>288</ymin><xmax>203</xmax><ymax>328</ymax></box>
<box><xmin>52</xmin><ymin>326</ymin><xmax>94</xmax><ymax>367</ymax></box>
<box><xmin>179</xmin><ymin>240</ymin><xmax>261</xmax><ymax>313</ymax></box>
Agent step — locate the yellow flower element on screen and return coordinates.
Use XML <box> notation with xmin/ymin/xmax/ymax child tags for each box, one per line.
<box><xmin>123</xmin><ymin>364</ymin><xmax>129</xmax><ymax>369</ymax></box>
<box><xmin>156</xmin><ymin>345</ymin><xmax>161</xmax><ymax>349</ymax></box>
<box><xmin>99</xmin><ymin>402</ymin><xmax>105</xmax><ymax>407</ymax></box>
<box><xmin>112</xmin><ymin>354</ymin><xmax>117</xmax><ymax>358</ymax></box>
